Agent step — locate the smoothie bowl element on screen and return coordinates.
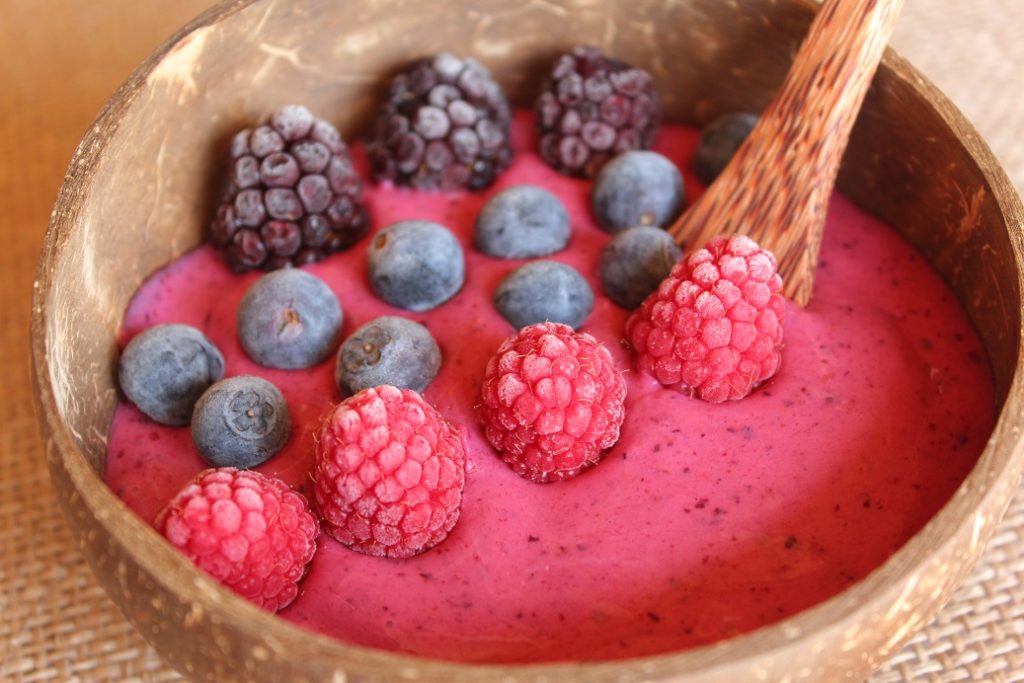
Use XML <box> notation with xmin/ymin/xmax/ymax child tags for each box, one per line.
<box><xmin>29</xmin><ymin>0</ymin><xmax>1024</xmax><ymax>680</ymax></box>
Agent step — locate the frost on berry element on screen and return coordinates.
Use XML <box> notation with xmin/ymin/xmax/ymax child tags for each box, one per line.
<box><xmin>479</xmin><ymin>322</ymin><xmax>627</xmax><ymax>483</ymax></box>
<box><xmin>155</xmin><ymin>468</ymin><xmax>318</xmax><ymax>613</ymax></box>
<box><xmin>534</xmin><ymin>46</ymin><xmax>661</xmax><ymax>179</ymax></box>
<box><xmin>210</xmin><ymin>105</ymin><xmax>369</xmax><ymax>272</ymax></box>
<box><xmin>314</xmin><ymin>385</ymin><xmax>466</xmax><ymax>559</ymax></box>
<box><xmin>366</xmin><ymin>54</ymin><xmax>512</xmax><ymax>191</ymax></box>
<box><xmin>625</xmin><ymin>235</ymin><xmax>785</xmax><ymax>402</ymax></box>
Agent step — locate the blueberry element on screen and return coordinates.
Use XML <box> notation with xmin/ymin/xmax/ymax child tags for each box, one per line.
<box><xmin>335</xmin><ymin>316</ymin><xmax>442</xmax><ymax>395</ymax></box>
<box><xmin>367</xmin><ymin>220</ymin><xmax>465</xmax><ymax>311</ymax></box>
<box><xmin>600</xmin><ymin>226</ymin><xmax>682</xmax><ymax>309</ymax></box>
<box><xmin>237</xmin><ymin>269</ymin><xmax>342</xmax><ymax>369</ymax></box>
<box><xmin>591</xmin><ymin>151</ymin><xmax>684</xmax><ymax>233</ymax></box>
<box><xmin>493</xmin><ymin>261</ymin><xmax>593</xmax><ymax>330</ymax></box>
<box><xmin>474</xmin><ymin>185</ymin><xmax>570</xmax><ymax>259</ymax></box>
<box><xmin>191</xmin><ymin>376</ymin><xmax>291</xmax><ymax>469</ymax></box>
<box><xmin>118</xmin><ymin>324</ymin><xmax>225</xmax><ymax>426</ymax></box>
<box><xmin>692</xmin><ymin>112</ymin><xmax>758</xmax><ymax>185</ymax></box>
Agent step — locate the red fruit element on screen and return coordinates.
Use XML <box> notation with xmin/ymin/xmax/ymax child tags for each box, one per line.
<box><xmin>314</xmin><ymin>385</ymin><xmax>466</xmax><ymax>559</ymax></box>
<box><xmin>155</xmin><ymin>468</ymin><xmax>318</xmax><ymax>613</ymax></box>
<box><xmin>625</xmin><ymin>235</ymin><xmax>785</xmax><ymax>403</ymax></box>
<box><xmin>479</xmin><ymin>322</ymin><xmax>627</xmax><ymax>483</ymax></box>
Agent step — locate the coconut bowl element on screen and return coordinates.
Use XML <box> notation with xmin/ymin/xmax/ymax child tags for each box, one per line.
<box><xmin>30</xmin><ymin>0</ymin><xmax>1024</xmax><ymax>680</ymax></box>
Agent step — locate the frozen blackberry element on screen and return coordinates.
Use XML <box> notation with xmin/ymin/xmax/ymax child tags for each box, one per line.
<box><xmin>210</xmin><ymin>104</ymin><xmax>370</xmax><ymax>272</ymax></box>
<box><xmin>367</xmin><ymin>53</ymin><xmax>512</xmax><ymax>191</ymax></box>
<box><xmin>535</xmin><ymin>46</ymin><xmax>661</xmax><ymax>178</ymax></box>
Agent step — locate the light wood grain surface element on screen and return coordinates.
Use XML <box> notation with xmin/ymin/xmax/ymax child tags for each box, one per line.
<box><xmin>3</xmin><ymin>1</ymin><xmax>1023</xmax><ymax>680</ymax></box>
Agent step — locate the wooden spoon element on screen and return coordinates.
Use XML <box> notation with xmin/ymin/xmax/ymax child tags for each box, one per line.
<box><xmin>668</xmin><ymin>0</ymin><xmax>905</xmax><ymax>306</ymax></box>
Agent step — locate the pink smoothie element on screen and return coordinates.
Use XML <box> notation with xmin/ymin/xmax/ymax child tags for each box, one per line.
<box><xmin>106</xmin><ymin>111</ymin><xmax>994</xmax><ymax>663</ymax></box>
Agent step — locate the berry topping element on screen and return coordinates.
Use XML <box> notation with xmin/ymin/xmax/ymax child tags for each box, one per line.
<box><xmin>314</xmin><ymin>385</ymin><xmax>466</xmax><ymax>558</ymax></box>
<box><xmin>692</xmin><ymin>112</ymin><xmax>759</xmax><ymax>185</ymax></box>
<box><xmin>237</xmin><ymin>269</ymin><xmax>343</xmax><ymax>369</ymax></box>
<box><xmin>367</xmin><ymin>53</ymin><xmax>512</xmax><ymax>191</ymax></box>
<box><xmin>118</xmin><ymin>324</ymin><xmax>225</xmax><ymax>426</ymax></box>
<box><xmin>600</xmin><ymin>226</ymin><xmax>682</xmax><ymax>309</ymax></box>
<box><xmin>479</xmin><ymin>322</ymin><xmax>626</xmax><ymax>483</ymax></box>
<box><xmin>191</xmin><ymin>376</ymin><xmax>291</xmax><ymax>469</ymax></box>
<box><xmin>474</xmin><ymin>185</ymin><xmax>570</xmax><ymax>259</ymax></box>
<box><xmin>210</xmin><ymin>105</ymin><xmax>369</xmax><ymax>272</ymax></box>
<box><xmin>625</xmin><ymin>235</ymin><xmax>785</xmax><ymax>403</ymax></box>
<box><xmin>367</xmin><ymin>220</ymin><xmax>465</xmax><ymax>311</ymax></box>
<box><xmin>155</xmin><ymin>468</ymin><xmax>318</xmax><ymax>613</ymax></box>
<box><xmin>591</xmin><ymin>150</ymin><xmax>684</xmax><ymax>233</ymax></box>
<box><xmin>335</xmin><ymin>316</ymin><xmax>442</xmax><ymax>396</ymax></box>
<box><xmin>493</xmin><ymin>261</ymin><xmax>594</xmax><ymax>330</ymax></box>
<box><xmin>535</xmin><ymin>46</ymin><xmax>661</xmax><ymax>178</ymax></box>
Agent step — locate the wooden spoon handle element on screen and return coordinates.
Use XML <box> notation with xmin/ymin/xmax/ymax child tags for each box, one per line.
<box><xmin>669</xmin><ymin>0</ymin><xmax>904</xmax><ymax>306</ymax></box>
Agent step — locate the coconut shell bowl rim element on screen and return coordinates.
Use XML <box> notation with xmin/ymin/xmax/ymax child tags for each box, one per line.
<box><xmin>28</xmin><ymin>0</ymin><xmax>1024</xmax><ymax>680</ymax></box>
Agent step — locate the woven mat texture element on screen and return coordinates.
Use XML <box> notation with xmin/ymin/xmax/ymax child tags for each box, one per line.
<box><xmin>2</xmin><ymin>0</ymin><xmax>1023</xmax><ymax>680</ymax></box>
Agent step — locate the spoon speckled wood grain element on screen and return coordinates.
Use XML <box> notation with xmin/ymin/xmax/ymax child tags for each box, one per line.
<box><xmin>669</xmin><ymin>0</ymin><xmax>905</xmax><ymax>305</ymax></box>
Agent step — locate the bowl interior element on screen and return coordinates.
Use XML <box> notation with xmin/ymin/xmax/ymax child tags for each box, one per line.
<box><xmin>32</xmin><ymin>0</ymin><xmax>1024</xmax><ymax>680</ymax></box>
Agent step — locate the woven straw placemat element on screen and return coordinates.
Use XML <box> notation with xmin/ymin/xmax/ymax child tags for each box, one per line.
<box><xmin>2</xmin><ymin>1</ymin><xmax>1023</xmax><ymax>680</ymax></box>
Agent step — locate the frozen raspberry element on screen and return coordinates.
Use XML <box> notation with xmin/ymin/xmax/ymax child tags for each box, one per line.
<box><xmin>625</xmin><ymin>235</ymin><xmax>785</xmax><ymax>403</ymax></box>
<box><xmin>314</xmin><ymin>385</ymin><xmax>466</xmax><ymax>558</ymax></box>
<box><xmin>154</xmin><ymin>468</ymin><xmax>318</xmax><ymax>613</ymax></box>
<box><xmin>210</xmin><ymin>104</ymin><xmax>370</xmax><ymax>272</ymax></box>
<box><xmin>479</xmin><ymin>322</ymin><xmax>626</xmax><ymax>483</ymax></box>
<box><xmin>366</xmin><ymin>53</ymin><xmax>512</xmax><ymax>191</ymax></box>
<box><xmin>535</xmin><ymin>46</ymin><xmax>661</xmax><ymax>178</ymax></box>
